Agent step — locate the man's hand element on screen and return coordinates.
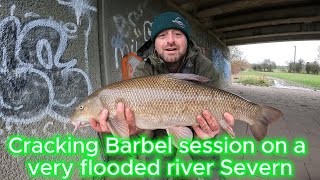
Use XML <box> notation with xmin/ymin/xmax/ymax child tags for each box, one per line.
<box><xmin>89</xmin><ymin>102</ymin><xmax>139</xmax><ymax>135</ymax></box>
<box><xmin>192</xmin><ymin>110</ymin><xmax>234</xmax><ymax>139</ymax></box>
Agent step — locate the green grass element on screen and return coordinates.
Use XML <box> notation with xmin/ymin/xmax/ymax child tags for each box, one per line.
<box><xmin>234</xmin><ymin>71</ymin><xmax>273</xmax><ymax>86</ymax></box>
<box><xmin>236</xmin><ymin>70</ymin><xmax>320</xmax><ymax>89</ymax></box>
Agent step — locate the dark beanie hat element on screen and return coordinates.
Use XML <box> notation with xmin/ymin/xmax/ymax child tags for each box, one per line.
<box><xmin>151</xmin><ymin>12</ymin><xmax>190</xmax><ymax>41</ymax></box>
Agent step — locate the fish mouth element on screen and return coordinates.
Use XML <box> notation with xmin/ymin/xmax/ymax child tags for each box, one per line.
<box><xmin>72</xmin><ymin>121</ymin><xmax>90</xmax><ymax>134</ymax></box>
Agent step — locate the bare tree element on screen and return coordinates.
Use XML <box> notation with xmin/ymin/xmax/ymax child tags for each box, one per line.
<box><xmin>229</xmin><ymin>46</ymin><xmax>250</xmax><ymax>74</ymax></box>
<box><xmin>316</xmin><ymin>46</ymin><xmax>320</xmax><ymax>62</ymax></box>
<box><xmin>261</xmin><ymin>59</ymin><xmax>277</xmax><ymax>72</ymax></box>
<box><xmin>229</xmin><ymin>46</ymin><xmax>244</xmax><ymax>61</ymax></box>
<box><xmin>288</xmin><ymin>59</ymin><xmax>304</xmax><ymax>73</ymax></box>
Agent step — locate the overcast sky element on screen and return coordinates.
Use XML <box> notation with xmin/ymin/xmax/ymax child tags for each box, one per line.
<box><xmin>236</xmin><ymin>40</ymin><xmax>320</xmax><ymax>66</ymax></box>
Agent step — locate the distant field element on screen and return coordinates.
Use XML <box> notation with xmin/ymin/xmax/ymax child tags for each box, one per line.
<box><xmin>236</xmin><ymin>70</ymin><xmax>320</xmax><ymax>89</ymax></box>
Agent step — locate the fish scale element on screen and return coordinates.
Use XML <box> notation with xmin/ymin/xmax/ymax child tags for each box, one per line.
<box><xmin>70</xmin><ymin>74</ymin><xmax>283</xmax><ymax>142</ymax></box>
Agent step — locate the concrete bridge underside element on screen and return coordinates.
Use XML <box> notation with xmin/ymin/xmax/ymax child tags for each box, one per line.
<box><xmin>169</xmin><ymin>0</ymin><xmax>320</xmax><ymax>45</ymax></box>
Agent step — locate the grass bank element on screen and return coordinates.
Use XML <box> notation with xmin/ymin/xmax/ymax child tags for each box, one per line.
<box><xmin>234</xmin><ymin>70</ymin><xmax>320</xmax><ymax>89</ymax></box>
<box><xmin>233</xmin><ymin>71</ymin><xmax>273</xmax><ymax>86</ymax></box>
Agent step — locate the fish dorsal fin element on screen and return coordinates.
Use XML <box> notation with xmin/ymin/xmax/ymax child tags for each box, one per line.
<box><xmin>107</xmin><ymin>117</ymin><xmax>130</xmax><ymax>138</ymax></box>
<box><xmin>166</xmin><ymin>127</ymin><xmax>193</xmax><ymax>148</ymax></box>
<box><xmin>166</xmin><ymin>73</ymin><xmax>210</xmax><ymax>83</ymax></box>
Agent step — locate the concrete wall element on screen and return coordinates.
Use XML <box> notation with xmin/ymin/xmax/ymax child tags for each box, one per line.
<box><xmin>0</xmin><ymin>0</ymin><xmax>100</xmax><ymax>179</ymax></box>
<box><xmin>0</xmin><ymin>0</ymin><xmax>230</xmax><ymax>179</ymax></box>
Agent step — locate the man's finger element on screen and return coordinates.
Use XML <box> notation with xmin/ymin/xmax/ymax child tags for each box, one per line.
<box><xmin>99</xmin><ymin>109</ymin><xmax>110</xmax><ymax>132</ymax></box>
<box><xmin>224</xmin><ymin>112</ymin><xmax>235</xmax><ymax>127</ymax></box>
<box><xmin>196</xmin><ymin>115</ymin><xmax>215</xmax><ymax>137</ymax></box>
<box><xmin>125</xmin><ymin>108</ymin><xmax>137</xmax><ymax>135</ymax></box>
<box><xmin>203</xmin><ymin>110</ymin><xmax>220</xmax><ymax>132</ymax></box>
<box><xmin>192</xmin><ymin>125</ymin><xmax>211</xmax><ymax>139</ymax></box>
<box><xmin>89</xmin><ymin>118</ymin><xmax>102</xmax><ymax>132</ymax></box>
<box><xmin>116</xmin><ymin>102</ymin><xmax>126</xmax><ymax>122</ymax></box>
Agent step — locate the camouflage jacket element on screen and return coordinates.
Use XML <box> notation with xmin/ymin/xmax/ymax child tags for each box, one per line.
<box><xmin>133</xmin><ymin>40</ymin><xmax>222</xmax><ymax>89</ymax></box>
<box><xmin>129</xmin><ymin>40</ymin><xmax>225</xmax><ymax>180</ymax></box>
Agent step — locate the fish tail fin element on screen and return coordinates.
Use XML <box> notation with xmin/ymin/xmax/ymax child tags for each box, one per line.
<box><xmin>250</xmin><ymin>105</ymin><xmax>283</xmax><ymax>141</ymax></box>
<box><xmin>107</xmin><ymin>117</ymin><xmax>130</xmax><ymax>138</ymax></box>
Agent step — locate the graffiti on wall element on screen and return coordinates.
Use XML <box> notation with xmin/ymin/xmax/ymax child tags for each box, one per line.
<box><xmin>0</xmin><ymin>1</ymin><xmax>96</xmax><ymax>135</ymax></box>
<box><xmin>57</xmin><ymin>0</ymin><xmax>97</xmax><ymax>72</ymax></box>
<box><xmin>111</xmin><ymin>0</ymin><xmax>152</xmax><ymax>69</ymax></box>
<box><xmin>212</xmin><ymin>48</ymin><xmax>231</xmax><ymax>81</ymax></box>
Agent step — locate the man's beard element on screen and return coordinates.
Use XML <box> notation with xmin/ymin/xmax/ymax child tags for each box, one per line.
<box><xmin>158</xmin><ymin>52</ymin><xmax>184</xmax><ymax>63</ymax></box>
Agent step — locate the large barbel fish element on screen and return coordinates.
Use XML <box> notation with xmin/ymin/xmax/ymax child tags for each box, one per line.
<box><xmin>70</xmin><ymin>74</ymin><xmax>283</xmax><ymax>143</ymax></box>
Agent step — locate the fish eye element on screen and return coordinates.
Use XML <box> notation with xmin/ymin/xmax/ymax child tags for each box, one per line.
<box><xmin>79</xmin><ymin>105</ymin><xmax>84</xmax><ymax>110</ymax></box>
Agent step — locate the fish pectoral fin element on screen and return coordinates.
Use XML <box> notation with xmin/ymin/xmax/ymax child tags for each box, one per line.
<box><xmin>107</xmin><ymin>117</ymin><xmax>129</xmax><ymax>138</ymax></box>
<box><xmin>166</xmin><ymin>127</ymin><xmax>193</xmax><ymax>148</ymax></box>
<box><xmin>167</xmin><ymin>73</ymin><xmax>210</xmax><ymax>83</ymax></box>
<box><xmin>176</xmin><ymin>149</ymin><xmax>193</xmax><ymax>163</ymax></box>
<box><xmin>219</xmin><ymin>119</ymin><xmax>236</xmax><ymax>138</ymax></box>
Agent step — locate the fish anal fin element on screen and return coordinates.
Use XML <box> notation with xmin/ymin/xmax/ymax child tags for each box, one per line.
<box><xmin>107</xmin><ymin>117</ymin><xmax>129</xmax><ymax>138</ymax></box>
<box><xmin>166</xmin><ymin>127</ymin><xmax>193</xmax><ymax>148</ymax></box>
<box><xmin>167</xmin><ymin>73</ymin><xmax>210</xmax><ymax>83</ymax></box>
